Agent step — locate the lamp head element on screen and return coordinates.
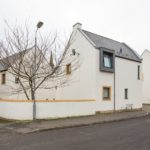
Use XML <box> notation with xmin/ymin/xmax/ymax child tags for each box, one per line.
<box><xmin>37</xmin><ymin>21</ymin><xmax>44</xmax><ymax>29</ymax></box>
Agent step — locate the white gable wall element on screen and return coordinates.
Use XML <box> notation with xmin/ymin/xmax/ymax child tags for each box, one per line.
<box><xmin>142</xmin><ymin>50</ymin><xmax>150</xmax><ymax>102</ymax></box>
<box><xmin>54</xmin><ymin>29</ymin><xmax>96</xmax><ymax>100</ymax></box>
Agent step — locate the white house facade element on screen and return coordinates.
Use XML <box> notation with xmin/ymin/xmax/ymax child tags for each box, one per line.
<box><xmin>0</xmin><ymin>23</ymin><xmax>143</xmax><ymax>120</ymax></box>
<box><xmin>54</xmin><ymin>23</ymin><xmax>143</xmax><ymax>112</ymax></box>
<box><xmin>141</xmin><ymin>50</ymin><xmax>150</xmax><ymax>103</ymax></box>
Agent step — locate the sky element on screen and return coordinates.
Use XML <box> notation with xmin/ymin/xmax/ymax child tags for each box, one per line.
<box><xmin>0</xmin><ymin>0</ymin><xmax>150</xmax><ymax>55</ymax></box>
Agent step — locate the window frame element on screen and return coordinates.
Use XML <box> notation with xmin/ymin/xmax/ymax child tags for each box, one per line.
<box><xmin>102</xmin><ymin>86</ymin><xmax>111</xmax><ymax>101</ymax></box>
<box><xmin>138</xmin><ymin>65</ymin><xmax>140</xmax><ymax>80</ymax></box>
<box><xmin>66</xmin><ymin>63</ymin><xmax>71</xmax><ymax>75</ymax></box>
<box><xmin>124</xmin><ymin>88</ymin><xmax>128</xmax><ymax>99</ymax></box>
<box><xmin>15</xmin><ymin>77</ymin><xmax>19</xmax><ymax>84</ymax></box>
<box><xmin>103</xmin><ymin>52</ymin><xmax>113</xmax><ymax>68</ymax></box>
<box><xmin>1</xmin><ymin>73</ymin><xmax>6</xmax><ymax>85</ymax></box>
<box><xmin>100</xmin><ymin>48</ymin><xmax>115</xmax><ymax>73</ymax></box>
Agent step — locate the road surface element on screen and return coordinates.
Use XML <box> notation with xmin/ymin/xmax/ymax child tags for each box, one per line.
<box><xmin>0</xmin><ymin>116</ymin><xmax>150</xmax><ymax>150</ymax></box>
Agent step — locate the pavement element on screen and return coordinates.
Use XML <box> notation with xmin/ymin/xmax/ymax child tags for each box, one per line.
<box><xmin>0</xmin><ymin>110</ymin><xmax>147</xmax><ymax>134</ymax></box>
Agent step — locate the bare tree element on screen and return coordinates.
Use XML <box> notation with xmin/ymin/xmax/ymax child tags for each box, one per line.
<box><xmin>0</xmin><ymin>21</ymin><xmax>80</xmax><ymax>101</ymax></box>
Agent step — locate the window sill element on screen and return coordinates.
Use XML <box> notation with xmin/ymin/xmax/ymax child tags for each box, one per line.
<box><xmin>103</xmin><ymin>98</ymin><xmax>111</xmax><ymax>101</ymax></box>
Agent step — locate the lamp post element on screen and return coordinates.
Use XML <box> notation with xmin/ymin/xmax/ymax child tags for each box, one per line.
<box><xmin>33</xmin><ymin>21</ymin><xmax>44</xmax><ymax>120</ymax></box>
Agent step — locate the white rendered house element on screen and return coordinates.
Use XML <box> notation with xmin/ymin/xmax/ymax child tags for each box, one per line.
<box><xmin>54</xmin><ymin>23</ymin><xmax>143</xmax><ymax>112</ymax></box>
<box><xmin>0</xmin><ymin>23</ymin><xmax>143</xmax><ymax>120</ymax></box>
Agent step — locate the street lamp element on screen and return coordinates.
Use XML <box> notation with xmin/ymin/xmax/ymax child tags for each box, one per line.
<box><xmin>37</xmin><ymin>21</ymin><xmax>44</xmax><ymax>29</ymax></box>
<box><xmin>33</xmin><ymin>21</ymin><xmax>44</xmax><ymax>120</ymax></box>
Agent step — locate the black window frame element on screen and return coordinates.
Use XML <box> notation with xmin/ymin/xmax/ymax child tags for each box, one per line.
<box><xmin>1</xmin><ymin>73</ymin><xmax>6</xmax><ymax>85</ymax></box>
<box><xmin>125</xmin><ymin>88</ymin><xmax>128</xmax><ymax>99</ymax></box>
<box><xmin>100</xmin><ymin>48</ymin><xmax>115</xmax><ymax>73</ymax></box>
<box><xmin>138</xmin><ymin>65</ymin><xmax>140</xmax><ymax>80</ymax></box>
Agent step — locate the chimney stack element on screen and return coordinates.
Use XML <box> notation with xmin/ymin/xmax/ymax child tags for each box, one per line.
<box><xmin>73</xmin><ymin>22</ymin><xmax>82</xmax><ymax>30</ymax></box>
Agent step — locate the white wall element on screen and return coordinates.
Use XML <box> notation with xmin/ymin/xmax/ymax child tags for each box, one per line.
<box><xmin>54</xmin><ymin>29</ymin><xmax>96</xmax><ymax>100</ymax></box>
<box><xmin>94</xmin><ymin>47</ymin><xmax>114</xmax><ymax>111</ymax></box>
<box><xmin>0</xmin><ymin>100</ymin><xmax>96</xmax><ymax>120</ymax></box>
<box><xmin>115</xmin><ymin>57</ymin><xmax>142</xmax><ymax>109</ymax></box>
<box><xmin>142</xmin><ymin>50</ymin><xmax>150</xmax><ymax>103</ymax></box>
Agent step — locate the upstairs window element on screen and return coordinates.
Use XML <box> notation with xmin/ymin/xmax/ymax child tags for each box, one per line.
<box><xmin>1</xmin><ymin>73</ymin><xmax>6</xmax><ymax>85</ymax></box>
<box><xmin>138</xmin><ymin>65</ymin><xmax>140</xmax><ymax>80</ymax></box>
<box><xmin>66</xmin><ymin>63</ymin><xmax>71</xmax><ymax>75</ymax></box>
<box><xmin>100</xmin><ymin>48</ymin><xmax>115</xmax><ymax>73</ymax></box>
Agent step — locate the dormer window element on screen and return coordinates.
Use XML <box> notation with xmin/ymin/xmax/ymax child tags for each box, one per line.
<box><xmin>100</xmin><ymin>48</ymin><xmax>115</xmax><ymax>73</ymax></box>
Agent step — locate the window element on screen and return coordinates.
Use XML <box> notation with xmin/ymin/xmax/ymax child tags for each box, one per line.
<box><xmin>15</xmin><ymin>77</ymin><xmax>19</xmax><ymax>84</ymax></box>
<box><xmin>1</xmin><ymin>73</ymin><xmax>6</xmax><ymax>84</ymax></box>
<box><xmin>125</xmin><ymin>89</ymin><xmax>128</xmax><ymax>99</ymax></box>
<box><xmin>138</xmin><ymin>65</ymin><xmax>140</xmax><ymax>80</ymax></box>
<box><xmin>103</xmin><ymin>52</ymin><xmax>112</xmax><ymax>68</ymax></box>
<box><xmin>66</xmin><ymin>63</ymin><xmax>71</xmax><ymax>75</ymax></box>
<box><xmin>100</xmin><ymin>48</ymin><xmax>115</xmax><ymax>73</ymax></box>
<box><xmin>103</xmin><ymin>87</ymin><xmax>111</xmax><ymax>100</ymax></box>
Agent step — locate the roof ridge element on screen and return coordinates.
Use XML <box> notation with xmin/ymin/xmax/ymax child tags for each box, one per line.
<box><xmin>141</xmin><ymin>49</ymin><xmax>150</xmax><ymax>56</ymax></box>
<box><xmin>0</xmin><ymin>46</ymin><xmax>33</xmax><ymax>61</ymax></box>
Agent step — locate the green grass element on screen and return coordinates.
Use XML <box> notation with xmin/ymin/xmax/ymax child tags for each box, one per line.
<box><xmin>0</xmin><ymin>118</ymin><xmax>14</xmax><ymax>124</ymax></box>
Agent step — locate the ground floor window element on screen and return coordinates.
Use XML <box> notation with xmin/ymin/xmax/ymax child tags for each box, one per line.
<box><xmin>1</xmin><ymin>73</ymin><xmax>6</xmax><ymax>84</ymax></box>
<box><xmin>103</xmin><ymin>86</ymin><xmax>111</xmax><ymax>100</ymax></box>
<box><xmin>125</xmin><ymin>88</ymin><xmax>128</xmax><ymax>99</ymax></box>
<box><xmin>15</xmin><ymin>77</ymin><xmax>19</xmax><ymax>84</ymax></box>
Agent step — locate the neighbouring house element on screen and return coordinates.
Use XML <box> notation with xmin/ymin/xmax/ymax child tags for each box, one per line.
<box><xmin>141</xmin><ymin>50</ymin><xmax>150</xmax><ymax>113</ymax></box>
<box><xmin>141</xmin><ymin>50</ymin><xmax>150</xmax><ymax>103</ymax></box>
<box><xmin>0</xmin><ymin>48</ymin><xmax>56</xmax><ymax>100</ymax></box>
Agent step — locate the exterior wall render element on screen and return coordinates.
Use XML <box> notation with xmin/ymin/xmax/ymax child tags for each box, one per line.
<box><xmin>142</xmin><ymin>50</ymin><xmax>150</xmax><ymax>103</ymax></box>
<box><xmin>0</xmin><ymin>27</ymin><xmax>143</xmax><ymax>120</ymax></box>
<box><xmin>0</xmin><ymin>99</ymin><xmax>96</xmax><ymax>120</ymax></box>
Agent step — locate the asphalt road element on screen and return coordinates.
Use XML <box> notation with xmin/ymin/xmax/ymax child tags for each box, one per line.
<box><xmin>0</xmin><ymin>116</ymin><xmax>150</xmax><ymax>150</ymax></box>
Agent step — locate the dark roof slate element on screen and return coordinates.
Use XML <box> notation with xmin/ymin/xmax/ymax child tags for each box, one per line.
<box><xmin>0</xmin><ymin>49</ymin><xmax>29</xmax><ymax>72</ymax></box>
<box><xmin>81</xmin><ymin>29</ymin><xmax>141</xmax><ymax>62</ymax></box>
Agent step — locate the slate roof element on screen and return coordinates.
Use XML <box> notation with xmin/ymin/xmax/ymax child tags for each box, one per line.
<box><xmin>0</xmin><ymin>49</ymin><xmax>30</xmax><ymax>72</ymax></box>
<box><xmin>81</xmin><ymin>29</ymin><xmax>142</xmax><ymax>62</ymax></box>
